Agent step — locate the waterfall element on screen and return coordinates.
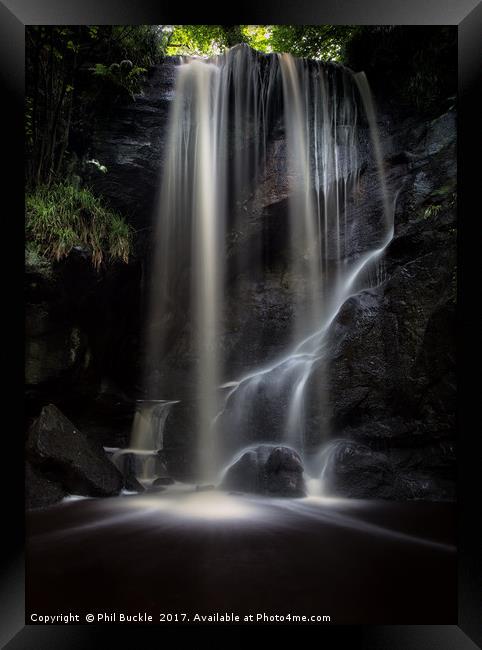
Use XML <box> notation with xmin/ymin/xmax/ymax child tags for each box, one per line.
<box><xmin>134</xmin><ymin>44</ymin><xmax>392</xmax><ymax>485</ymax></box>
<box><xmin>114</xmin><ymin>400</ymin><xmax>177</xmax><ymax>487</ymax></box>
<box><xmin>131</xmin><ymin>400</ymin><xmax>177</xmax><ymax>451</ymax></box>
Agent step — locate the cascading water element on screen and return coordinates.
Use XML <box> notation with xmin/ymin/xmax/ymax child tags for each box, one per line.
<box><xmin>112</xmin><ymin>399</ymin><xmax>176</xmax><ymax>487</ymax></box>
<box><xmin>132</xmin><ymin>44</ymin><xmax>394</xmax><ymax>489</ymax></box>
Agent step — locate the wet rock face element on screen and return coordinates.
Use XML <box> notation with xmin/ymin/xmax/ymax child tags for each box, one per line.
<box><xmin>221</xmin><ymin>445</ymin><xmax>306</xmax><ymax>497</ymax></box>
<box><xmin>25</xmin><ymin>302</ymin><xmax>86</xmax><ymax>387</ymax></box>
<box><xmin>25</xmin><ymin>247</ymin><xmax>143</xmax><ymax>438</ymax></box>
<box><xmin>26</xmin><ymin>404</ymin><xmax>124</xmax><ymax>508</ymax></box>
<box><xmin>84</xmin><ymin>59</ymin><xmax>179</xmax><ymax>228</ymax></box>
<box><xmin>305</xmin><ymin>109</ymin><xmax>456</xmax><ymax>500</ymax></box>
<box><xmin>322</xmin><ymin>440</ymin><xmax>455</xmax><ymax>501</ymax></box>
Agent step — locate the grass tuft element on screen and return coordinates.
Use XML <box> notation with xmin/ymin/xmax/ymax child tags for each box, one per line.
<box><xmin>26</xmin><ymin>183</ymin><xmax>132</xmax><ymax>269</ymax></box>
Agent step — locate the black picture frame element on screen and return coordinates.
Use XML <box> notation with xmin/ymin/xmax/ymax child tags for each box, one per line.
<box><xmin>2</xmin><ymin>1</ymin><xmax>480</xmax><ymax>647</ymax></box>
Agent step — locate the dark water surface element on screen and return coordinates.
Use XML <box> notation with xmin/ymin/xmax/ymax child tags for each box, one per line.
<box><xmin>26</xmin><ymin>487</ymin><xmax>456</xmax><ymax>624</ymax></box>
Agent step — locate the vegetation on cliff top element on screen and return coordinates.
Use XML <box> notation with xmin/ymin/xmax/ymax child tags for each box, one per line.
<box><xmin>163</xmin><ymin>25</ymin><xmax>358</xmax><ymax>61</ymax></box>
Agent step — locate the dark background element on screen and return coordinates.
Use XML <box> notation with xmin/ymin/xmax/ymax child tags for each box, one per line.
<box><xmin>1</xmin><ymin>0</ymin><xmax>480</xmax><ymax>647</ymax></box>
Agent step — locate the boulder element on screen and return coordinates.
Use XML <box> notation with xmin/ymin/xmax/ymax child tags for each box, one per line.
<box><xmin>321</xmin><ymin>440</ymin><xmax>455</xmax><ymax>501</ymax></box>
<box><xmin>222</xmin><ymin>445</ymin><xmax>306</xmax><ymax>497</ymax></box>
<box><xmin>25</xmin><ymin>461</ymin><xmax>66</xmax><ymax>509</ymax></box>
<box><xmin>26</xmin><ymin>404</ymin><xmax>124</xmax><ymax>499</ymax></box>
<box><xmin>153</xmin><ymin>476</ymin><xmax>175</xmax><ymax>487</ymax></box>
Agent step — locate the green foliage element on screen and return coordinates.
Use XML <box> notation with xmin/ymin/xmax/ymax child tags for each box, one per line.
<box><xmin>107</xmin><ymin>25</ymin><xmax>163</xmax><ymax>68</ymax></box>
<box><xmin>26</xmin><ymin>183</ymin><xmax>133</xmax><ymax>269</ymax></box>
<box><xmin>25</xmin><ymin>240</ymin><xmax>55</xmax><ymax>279</ymax></box>
<box><xmin>165</xmin><ymin>25</ymin><xmax>245</xmax><ymax>56</ymax></box>
<box><xmin>422</xmin><ymin>203</ymin><xmax>443</xmax><ymax>219</ymax></box>
<box><xmin>267</xmin><ymin>25</ymin><xmax>359</xmax><ymax>61</ymax></box>
<box><xmin>419</xmin><ymin>190</ymin><xmax>456</xmax><ymax>221</ymax></box>
<box><xmin>165</xmin><ymin>25</ymin><xmax>355</xmax><ymax>60</ymax></box>
<box><xmin>90</xmin><ymin>60</ymin><xmax>147</xmax><ymax>97</ymax></box>
<box><xmin>240</xmin><ymin>26</ymin><xmax>273</xmax><ymax>53</ymax></box>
